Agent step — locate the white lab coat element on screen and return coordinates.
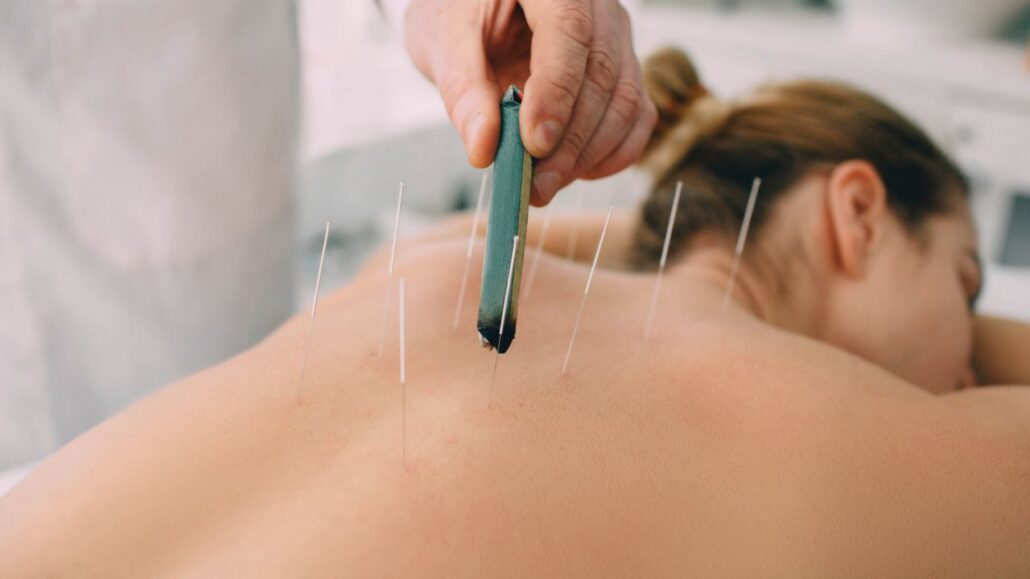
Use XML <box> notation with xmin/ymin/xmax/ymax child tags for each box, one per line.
<box><xmin>0</xmin><ymin>0</ymin><xmax>299</xmax><ymax>469</ymax></box>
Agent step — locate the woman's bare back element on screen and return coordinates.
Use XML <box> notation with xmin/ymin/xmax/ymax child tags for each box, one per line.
<box><xmin>1</xmin><ymin>238</ymin><xmax>1027</xmax><ymax>577</ymax></box>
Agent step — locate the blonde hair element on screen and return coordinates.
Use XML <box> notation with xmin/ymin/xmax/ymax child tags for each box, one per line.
<box><xmin>631</xmin><ymin>47</ymin><xmax>968</xmax><ymax>269</ymax></box>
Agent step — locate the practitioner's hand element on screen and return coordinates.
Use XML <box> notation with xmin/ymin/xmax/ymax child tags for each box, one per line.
<box><xmin>405</xmin><ymin>0</ymin><xmax>656</xmax><ymax>205</ymax></box>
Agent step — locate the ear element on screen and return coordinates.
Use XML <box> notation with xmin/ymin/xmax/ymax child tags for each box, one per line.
<box><xmin>824</xmin><ymin>160</ymin><xmax>888</xmax><ymax>279</ymax></box>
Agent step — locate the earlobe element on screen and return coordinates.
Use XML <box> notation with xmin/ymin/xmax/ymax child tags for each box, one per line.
<box><xmin>825</xmin><ymin>160</ymin><xmax>888</xmax><ymax>279</ymax></box>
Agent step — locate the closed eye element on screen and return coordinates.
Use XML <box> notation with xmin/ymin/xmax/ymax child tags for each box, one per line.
<box><xmin>962</xmin><ymin>249</ymin><xmax>983</xmax><ymax>311</ymax></box>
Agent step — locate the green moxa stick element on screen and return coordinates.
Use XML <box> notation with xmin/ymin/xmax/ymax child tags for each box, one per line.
<box><xmin>478</xmin><ymin>86</ymin><xmax>531</xmax><ymax>354</ymax></box>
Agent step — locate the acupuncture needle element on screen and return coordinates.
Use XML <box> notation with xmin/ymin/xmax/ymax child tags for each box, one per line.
<box><xmin>522</xmin><ymin>201</ymin><xmax>556</xmax><ymax>300</ymax></box>
<box><xmin>452</xmin><ymin>172</ymin><xmax>489</xmax><ymax>330</ymax></box>
<box><xmin>297</xmin><ymin>221</ymin><xmax>332</xmax><ymax>403</ymax></box>
<box><xmin>377</xmin><ymin>182</ymin><xmax>405</xmax><ymax>358</ymax></box>
<box><xmin>721</xmin><ymin>177</ymin><xmax>762</xmax><ymax>310</ymax></box>
<box><xmin>561</xmin><ymin>205</ymin><xmax>614</xmax><ymax>377</ymax></box>
<box><xmin>399</xmin><ymin>276</ymin><xmax>408</xmax><ymax>467</ymax></box>
<box><xmin>644</xmin><ymin>181</ymin><xmax>683</xmax><ymax>339</ymax></box>
<box><xmin>487</xmin><ymin>234</ymin><xmax>519</xmax><ymax>408</ymax></box>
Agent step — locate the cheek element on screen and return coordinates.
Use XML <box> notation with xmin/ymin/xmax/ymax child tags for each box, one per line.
<box><xmin>903</xmin><ymin>276</ymin><xmax>974</xmax><ymax>391</ymax></box>
<box><xmin>819</xmin><ymin>248</ymin><xmax>973</xmax><ymax>391</ymax></box>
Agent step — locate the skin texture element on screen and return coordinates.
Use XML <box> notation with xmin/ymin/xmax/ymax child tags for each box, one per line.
<box><xmin>1</xmin><ymin>166</ymin><xmax>1029</xmax><ymax>577</ymax></box>
<box><xmin>405</xmin><ymin>0</ymin><xmax>657</xmax><ymax>205</ymax></box>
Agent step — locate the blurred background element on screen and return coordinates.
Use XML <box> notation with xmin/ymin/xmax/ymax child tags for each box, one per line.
<box><xmin>304</xmin><ymin>0</ymin><xmax>1030</xmax><ymax>309</ymax></box>
<box><xmin>1</xmin><ymin>0</ymin><xmax>1028</xmax><ymax>489</ymax></box>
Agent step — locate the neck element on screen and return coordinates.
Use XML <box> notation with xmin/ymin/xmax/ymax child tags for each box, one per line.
<box><xmin>664</xmin><ymin>247</ymin><xmax>821</xmax><ymax>336</ymax></box>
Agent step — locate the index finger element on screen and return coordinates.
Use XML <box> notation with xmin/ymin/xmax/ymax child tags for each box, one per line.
<box><xmin>519</xmin><ymin>0</ymin><xmax>594</xmax><ymax>159</ymax></box>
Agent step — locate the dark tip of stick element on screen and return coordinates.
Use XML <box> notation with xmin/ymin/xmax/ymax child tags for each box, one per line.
<box><xmin>478</xmin><ymin>324</ymin><xmax>517</xmax><ymax>354</ymax></box>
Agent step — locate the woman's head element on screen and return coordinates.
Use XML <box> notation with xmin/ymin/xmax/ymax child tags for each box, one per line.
<box><xmin>633</xmin><ymin>47</ymin><xmax>981</xmax><ymax>393</ymax></box>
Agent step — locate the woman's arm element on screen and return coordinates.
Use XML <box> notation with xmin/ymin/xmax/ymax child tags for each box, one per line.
<box><xmin>525</xmin><ymin>210</ymin><xmax>637</xmax><ymax>269</ymax></box>
<box><xmin>973</xmin><ymin>315</ymin><xmax>1030</xmax><ymax>386</ymax></box>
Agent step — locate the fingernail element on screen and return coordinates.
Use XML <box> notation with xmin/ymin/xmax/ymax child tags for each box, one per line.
<box><xmin>533</xmin><ymin>121</ymin><xmax>562</xmax><ymax>156</ymax></box>
<box><xmin>533</xmin><ymin>171</ymin><xmax>560</xmax><ymax>200</ymax></box>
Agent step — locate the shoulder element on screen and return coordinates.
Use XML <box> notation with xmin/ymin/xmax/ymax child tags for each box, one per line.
<box><xmin>666</xmin><ymin>317</ymin><xmax>1030</xmax><ymax>576</ymax></box>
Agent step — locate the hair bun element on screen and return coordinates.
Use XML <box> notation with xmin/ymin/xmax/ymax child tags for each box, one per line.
<box><xmin>641</xmin><ymin>47</ymin><xmax>733</xmax><ymax>181</ymax></box>
<box><xmin>644</xmin><ymin>47</ymin><xmax>705</xmax><ymax>130</ymax></box>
